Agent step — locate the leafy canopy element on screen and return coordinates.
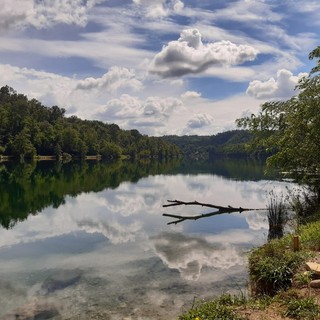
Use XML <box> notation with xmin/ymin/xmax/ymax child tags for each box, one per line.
<box><xmin>236</xmin><ymin>47</ymin><xmax>320</xmax><ymax>188</ymax></box>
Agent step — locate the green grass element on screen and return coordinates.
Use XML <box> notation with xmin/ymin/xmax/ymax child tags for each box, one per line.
<box><xmin>299</xmin><ymin>219</ymin><xmax>320</xmax><ymax>250</ymax></box>
<box><xmin>248</xmin><ymin>237</ymin><xmax>308</xmax><ymax>295</ymax></box>
<box><xmin>179</xmin><ymin>218</ymin><xmax>320</xmax><ymax>320</ymax></box>
<box><xmin>281</xmin><ymin>293</ymin><xmax>320</xmax><ymax>319</ymax></box>
<box><xmin>178</xmin><ymin>294</ymin><xmax>246</xmax><ymax>320</ymax></box>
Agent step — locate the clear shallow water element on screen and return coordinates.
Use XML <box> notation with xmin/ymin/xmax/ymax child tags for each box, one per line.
<box><xmin>0</xmin><ymin>159</ymin><xmax>293</xmax><ymax>319</ymax></box>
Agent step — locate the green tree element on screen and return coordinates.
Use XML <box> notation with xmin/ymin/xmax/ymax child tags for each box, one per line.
<box><xmin>9</xmin><ymin>130</ymin><xmax>36</xmax><ymax>159</ymax></box>
<box><xmin>236</xmin><ymin>46</ymin><xmax>320</xmax><ymax>190</ymax></box>
<box><xmin>100</xmin><ymin>141</ymin><xmax>122</xmax><ymax>159</ymax></box>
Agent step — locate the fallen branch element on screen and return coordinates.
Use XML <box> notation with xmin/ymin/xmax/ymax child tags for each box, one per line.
<box><xmin>162</xmin><ymin>199</ymin><xmax>265</xmax><ymax>225</ymax></box>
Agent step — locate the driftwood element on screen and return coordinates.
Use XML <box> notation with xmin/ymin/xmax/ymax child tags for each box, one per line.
<box><xmin>162</xmin><ymin>199</ymin><xmax>264</xmax><ymax>225</ymax></box>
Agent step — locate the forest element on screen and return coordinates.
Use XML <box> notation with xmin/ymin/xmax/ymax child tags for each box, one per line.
<box><xmin>0</xmin><ymin>85</ymin><xmax>262</xmax><ymax>162</ymax></box>
<box><xmin>0</xmin><ymin>86</ymin><xmax>181</xmax><ymax>160</ymax></box>
<box><xmin>163</xmin><ymin>130</ymin><xmax>266</xmax><ymax>160</ymax></box>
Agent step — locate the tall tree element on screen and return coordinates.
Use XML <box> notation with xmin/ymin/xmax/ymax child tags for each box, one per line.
<box><xmin>236</xmin><ymin>46</ymin><xmax>320</xmax><ymax>190</ymax></box>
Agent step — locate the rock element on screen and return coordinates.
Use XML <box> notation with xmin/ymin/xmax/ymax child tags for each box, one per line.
<box><xmin>306</xmin><ymin>262</ymin><xmax>320</xmax><ymax>276</ymax></box>
<box><xmin>2</xmin><ymin>300</ymin><xmax>59</xmax><ymax>319</ymax></box>
<box><xmin>41</xmin><ymin>269</ymin><xmax>82</xmax><ymax>295</ymax></box>
<box><xmin>310</xmin><ymin>279</ymin><xmax>320</xmax><ymax>288</ymax></box>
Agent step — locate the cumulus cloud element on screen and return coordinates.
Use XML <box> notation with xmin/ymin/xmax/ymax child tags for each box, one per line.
<box><xmin>0</xmin><ymin>64</ymin><xmax>145</xmax><ymax>120</ymax></box>
<box><xmin>77</xmin><ymin>219</ymin><xmax>142</xmax><ymax>244</ymax></box>
<box><xmin>97</xmin><ymin>94</ymin><xmax>183</xmax><ymax>120</ymax></box>
<box><xmin>149</xmin><ymin>28</ymin><xmax>259</xmax><ymax>78</ymax></box>
<box><xmin>181</xmin><ymin>91</ymin><xmax>201</xmax><ymax>99</ymax></box>
<box><xmin>186</xmin><ymin>113</ymin><xmax>213</xmax><ymax>129</ymax></box>
<box><xmin>151</xmin><ymin>232</ymin><xmax>245</xmax><ymax>281</ymax></box>
<box><xmin>0</xmin><ymin>0</ymin><xmax>105</xmax><ymax>31</ymax></box>
<box><xmin>246</xmin><ymin>69</ymin><xmax>308</xmax><ymax>100</ymax></box>
<box><xmin>76</xmin><ymin>66</ymin><xmax>143</xmax><ymax>92</ymax></box>
<box><xmin>132</xmin><ymin>0</ymin><xmax>184</xmax><ymax>18</ymax></box>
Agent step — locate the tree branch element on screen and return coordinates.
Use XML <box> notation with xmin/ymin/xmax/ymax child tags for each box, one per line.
<box><xmin>162</xmin><ymin>199</ymin><xmax>265</xmax><ymax>225</ymax></box>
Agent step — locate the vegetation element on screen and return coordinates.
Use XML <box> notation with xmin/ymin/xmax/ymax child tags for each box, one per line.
<box><xmin>0</xmin><ymin>158</ymin><xmax>181</xmax><ymax>229</ymax></box>
<box><xmin>163</xmin><ymin>130</ymin><xmax>265</xmax><ymax>161</ymax></box>
<box><xmin>179</xmin><ymin>294</ymin><xmax>246</xmax><ymax>320</ymax></box>
<box><xmin>236</xmin><ymin>46</ymin><xmax>320</xmax><ymax>194</ymax></box>
<box><xmin>179</xmin><ymin>219</ymin><xmax>320</xmax><ymax>320</ymax></box>
<box><xmin>0</xmin><ymin>86</ymin><xmax>181</xmax><ymax>160</ymax></box>
<box><xmin>180</xmin><ymin>46</ymin><xmax>320</xmax><ymax>320</ymax></box>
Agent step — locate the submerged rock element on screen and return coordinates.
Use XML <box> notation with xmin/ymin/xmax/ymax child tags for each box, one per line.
<box><xmin>1</xmin><ymin>300</ymin><xmax>59</xmax><ymax>320</ymax></box>
<box><xmin>41</xmin><ymin>269</ymin><xmax>82</xmax><ymax>295</ymax></box>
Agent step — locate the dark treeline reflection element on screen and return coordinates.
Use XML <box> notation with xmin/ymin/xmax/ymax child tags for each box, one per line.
<box><xmin>0</xmin><ymin>159</ymin><xmax>182</xmax><ymax>229</ymax></box>
<box><xmin>172</xmin><ymin>158</ymin><xmax>277</xmax><ymax>181</ymax></box>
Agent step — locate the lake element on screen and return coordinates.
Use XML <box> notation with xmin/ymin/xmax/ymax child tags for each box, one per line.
<box><xmin>0</xmin><ymin>159</ymin><xmax>293</xmax><ymax>319</ymax></box>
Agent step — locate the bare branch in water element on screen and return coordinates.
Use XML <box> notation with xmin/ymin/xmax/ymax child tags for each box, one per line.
<box><xmin>162</xmin><ymin>199</ymin><xmax>265</xmax><ymax>225</ymax></box>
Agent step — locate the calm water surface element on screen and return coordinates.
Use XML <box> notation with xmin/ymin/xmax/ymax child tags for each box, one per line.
<box><xmin>0</xmin><ymin>159</ymin><xmax>293</xmax><ymax>319</ymax></box>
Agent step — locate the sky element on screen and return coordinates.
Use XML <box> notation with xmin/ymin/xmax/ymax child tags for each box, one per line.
<box><xmin>0</xmin><ymin>0</ymin><xmax>319</xmax><ymax>136</ymax></box>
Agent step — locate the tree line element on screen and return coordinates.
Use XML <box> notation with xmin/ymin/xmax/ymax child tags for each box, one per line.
<box><xmin>0</xmin><ymin>158</ymin><xmax>182</xmax><ymax>229</ymax></box>
<box><xmin>0</xmin><ymin>86</ymin><xmax>181</xmax><ymax>160</ymax></box>
<box><xmin>162</xmin><ymin>130</ymin><xmax>268</xmax><ymax>161</ymax></box>
<box><xmin>237</xmin><ymin>46</ymin><xmax>320</xmax><ymax>194</ymax></box>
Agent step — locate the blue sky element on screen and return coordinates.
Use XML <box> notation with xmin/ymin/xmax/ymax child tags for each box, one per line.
<box><xmin>0</xmin><ymin>0</ymin><xmax>319</xmax><ymax>136</ymax></box>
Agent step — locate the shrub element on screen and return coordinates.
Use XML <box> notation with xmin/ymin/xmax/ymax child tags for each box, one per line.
<box><xmin>249</xmin><ymin>239</ymin><xmax>306</xmax><ymax>295</ymax></box>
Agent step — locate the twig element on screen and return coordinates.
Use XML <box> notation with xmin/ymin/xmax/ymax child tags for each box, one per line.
<box><xmin>162</xmin><ymin>199</ymin><xmax>265</xmax><ymax>225</ymax></box>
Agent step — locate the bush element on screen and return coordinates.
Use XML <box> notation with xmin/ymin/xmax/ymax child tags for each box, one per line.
<box><xmin>299</xmin><ymin>220</ymin><xmax>320</xmax><ymax>250</ymax></box>
<box><xmin>249</xmin><ymin>239</ymin><xmax>306</xmax><ymax>295</ymax></box>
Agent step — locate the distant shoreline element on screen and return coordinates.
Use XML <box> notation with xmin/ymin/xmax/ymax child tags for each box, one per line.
<box><xmin>0</xmin><ymin>155</ymin><xmax>102</xmax><ymax>162</ymax></box>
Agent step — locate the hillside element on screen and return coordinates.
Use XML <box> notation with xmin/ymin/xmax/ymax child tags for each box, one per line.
<box><xmin>163</xmin><ymin>130</ymin><xmax>267</xmax><ymax>160</ymax></box>
<box><xmin>0</xmin><ymin>86</ymin><xmax>180</xmax><ymax>160</ymax></box>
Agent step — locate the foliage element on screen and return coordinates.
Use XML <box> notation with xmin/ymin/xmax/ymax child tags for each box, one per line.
<box><xmin>178</xmin><ymin>294</ymin><xmax>246</xmax><ymax>320</ymax></box>
<box><xmin>281</xmin><ymin>292</ymin><xmax>320</xmax><ymax>320</ymax></box>
<box><xmin>267</xmin><ymin>191</ymin><xmax>288</xmax><ymax>240</ymax></box>
<box><xmin>293</xmin><ymin>270</ymin><xmax>313</xmax><ymax>287</ymax></box>
<box><xmin>298</xmin><ymin>220</ymin><xmax>320</xmax><ymax>250</ymax></box>
<box><xmin>0</xmin><ymin>158</ymin><xmax>181</xmax><ymax>228</ymax></box>
<box><xmin>0</xmin><ymin>86</ymin><xmax>181</xmax><ymax>160</ymax></box>
<box><xmin>163</xmin><ymin>130</ymin><xmax>258</xmax><ymax>161</ymax></box>
<box><xmin>290</xmin><ymin>187</ymin><xmax>320</xmax><ymax>224</ymax></box>
<box><xmin>236</xmin><ymin>46</ymin><xmax>320</xmax><ymax>190</ymax></box>
<box><xmin>249</xmin><ymin>237</ymin><xmax>307</xmax><ymax>295</ymax></box>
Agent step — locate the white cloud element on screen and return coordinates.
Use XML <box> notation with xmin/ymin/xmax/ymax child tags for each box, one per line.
<box><xmin>77</xmin><ymin>219</ymin><xmax>142</xmax><ymax>244</ymax></box>
<box><xmin>151</xmin><ymin>232</ymin><xmax>245</xmax><ymax>281</ymax></box>
<box><xmin>0</xmin><ymin>64</ymin><xmax>144</xmax><ymax>119</ymax></box>
<box><xmin>246</xmin><ymin>69</ymin><xmax>308</xmax><ymax>100</ymax></box>
<box><xmin>75</xmin><ymin>66</ymin><xmax>143</xmax><ymax>92</ymax></box>
<box><xmin>132</xmin><ymin>0</ymin><xmax>184</xmax><ymax>18</ymax></box>
<box><xmin>181</xmin><ymin>91</ymin><xmax>201</xmax><ymax>99</ymax></box>
<box><xmin>96</xmin><ymin>94</ymin><xmax>184</xmax><ymax>132</ymax></box>
<box><xmin>149</xmin><ymin>28</ymin><xmax>259</xmax><ymax>78</ymax></box>
<box><xmin>0</xmin><ymin>0</ymin><xmax>107</xmax><ymax>31</ymax></box>
<box><xmin>186</xmin><ymin>113</ymin><xmax>213</xmax><ymax>129</ymax></box>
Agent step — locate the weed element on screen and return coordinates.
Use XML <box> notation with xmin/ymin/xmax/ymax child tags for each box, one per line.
<box><xmin>178</xmin><ymin>295</ymin><xmax>246</xmax><ymax>320</ymax></box>
<box><xmin>299</xmin><ymin>220</ymin><xmax>320</xmax><ymax>250</ymax></box>
<box><xmin>267</xmin><ymin>191</ymin><xmax>288</xmax><ymax>241</ymax></box>
<box><xmin>293</xmin><ymin>271</ymin><xmax>313</xmax><ymax>287</ymax></box>
<box><xmin>282</xmin><ymin>296</ymin><xmax>320</xmax><ymax>319</ymax></box>
<box><xmin>249</xmin><ymin>239</ymin><xmax>306</xmax><ymax>295</ymax></box>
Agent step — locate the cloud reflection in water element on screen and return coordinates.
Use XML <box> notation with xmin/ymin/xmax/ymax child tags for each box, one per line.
<box><xmin>151</xmin><ymin>232</ymin><xmax>245</xmax><ymax>281</ymax></box>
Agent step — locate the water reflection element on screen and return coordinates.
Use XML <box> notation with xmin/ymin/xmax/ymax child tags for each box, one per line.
<box><xmin>151</xmin><ymin>232</ymin><xmax>245</xmax><ymax>281</ymax></box>
<box><xmin>0</xmin><ymin>159</ymin><xmax>181</xmax><ymax>229</ymax></box>
<box><xmin>0</xmin><ymin>159</ymin><xmax>293</xmax><ymax>319</ymax></box>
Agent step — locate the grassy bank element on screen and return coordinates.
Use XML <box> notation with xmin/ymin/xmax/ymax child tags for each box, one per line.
<box><xmin>179</xmin><ymin>216</ymin><xmax>320</xmax><ymax>320</ymax></box>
